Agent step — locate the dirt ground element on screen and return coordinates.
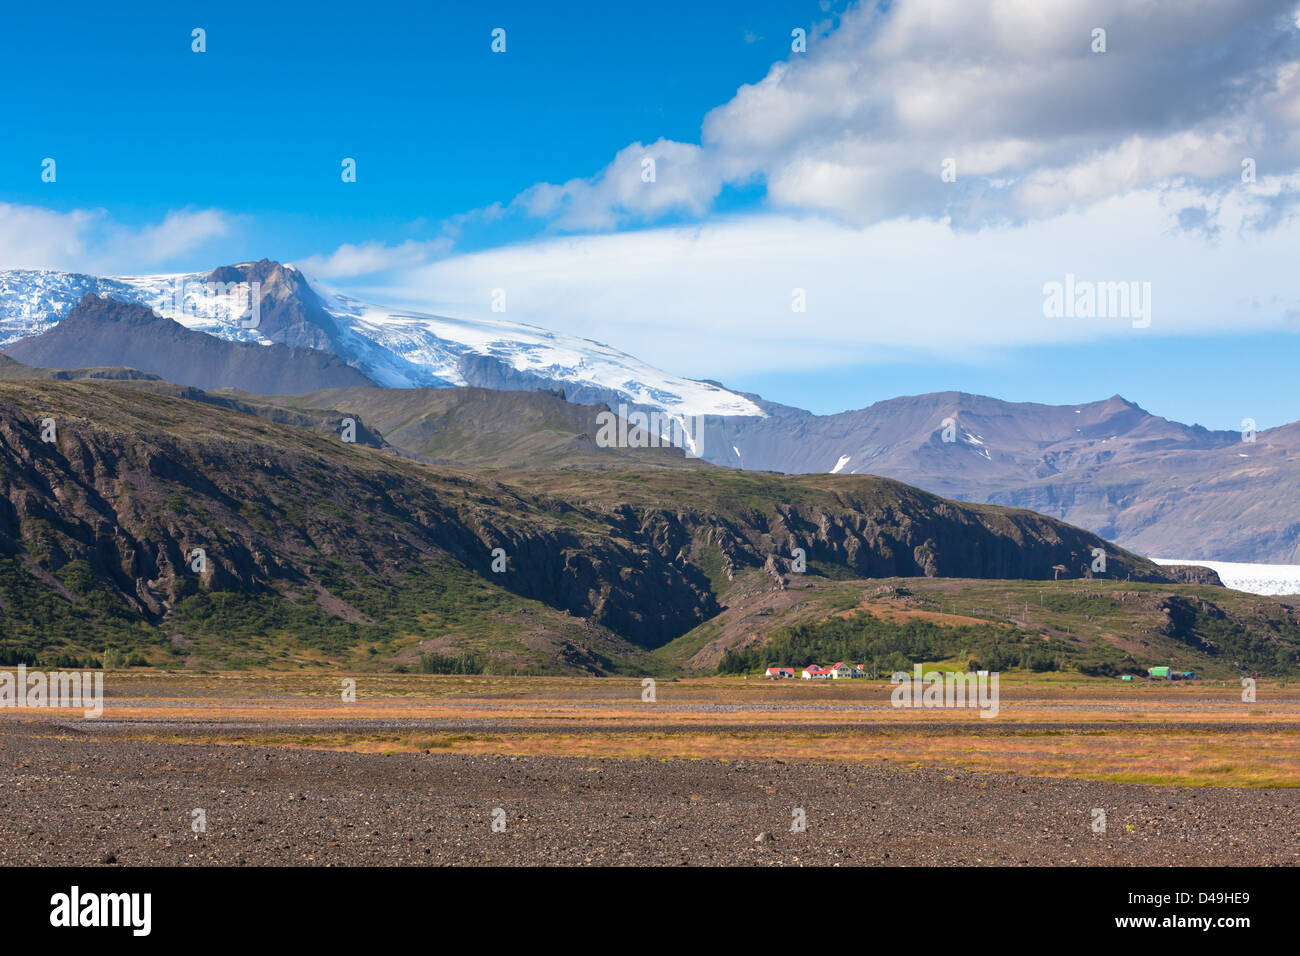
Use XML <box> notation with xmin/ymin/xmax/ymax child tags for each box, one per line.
<box><xmin>2</xmin><ymin>674</ymin><xmax>1297</xmax><ymax>866</ymax></box>
<box><xmin>0</xmin><ymin>719</ymin><xmax>1296</xmax><ymax>866</ymax></box>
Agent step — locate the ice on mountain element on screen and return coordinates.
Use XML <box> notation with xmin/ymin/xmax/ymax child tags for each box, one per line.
<box><xmin>0</xmin><ymin>267</ymin><xmax>765</xmax><ymax>419</ymax></box>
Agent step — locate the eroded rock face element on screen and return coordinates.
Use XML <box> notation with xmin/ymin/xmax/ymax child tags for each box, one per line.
<box><xmin>206</xmin><ymin>260</ymin><xmax>339</xmax><ymax>353</ymax></box>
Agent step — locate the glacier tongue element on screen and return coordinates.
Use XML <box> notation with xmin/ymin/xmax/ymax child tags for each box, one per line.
<box><xmin>0</xmin><ymin>265</ymin><xmax>765</xmax><ymax>418</ymax></box>
<box><xmin>1152</xmin><ymin>559</ymin><xmax>1300</xmax><ymax>596</ymax></box>
<box><xmin>301</xmin><ymin>274</ymin><xmax>764</xmax><ymax>417</ymax></box>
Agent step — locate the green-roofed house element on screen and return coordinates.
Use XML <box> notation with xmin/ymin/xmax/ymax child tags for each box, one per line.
<box><xmin>1148</xmin><ymin>666</ymin><xmax>1172</xmax><ymax>679</ymax></box>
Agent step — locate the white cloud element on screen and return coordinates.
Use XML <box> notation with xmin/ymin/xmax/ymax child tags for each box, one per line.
<box><xmin>354</xmin><ymin>178</ymin><xmax>1300</xmax><ymax>380</ymax></box>
<box><xmin>500</xmin><ymin>0</ymin><xmax>1300</xmax><ymax>231</ymax></box>
<box><xmin>0</xmin><ymin>204</ymin><xmax>97</xmax><ymax>269</ymax></box>
<box><xmin>294</xmin><ymin>238</ymin><xmax>454</xmax><ymax>279</ymax></box>
<box><xmin>311</xmin><ymin>0</ymin><xmax>1300</xmax><ymax>380</ymax></box>
<box><xmin>510</xmin><ymin>139</ymin><xmax>724</xmax><ymax>231</ymax></box>
<box><xmin>111</xmin><ymin>209</ymin><xmax>231</xmax><ymax>267</ymax></box>
<box><xmin>0</xmin><ymin>203</ymin><xmax>230</xmax><ymax>273</ymax></box>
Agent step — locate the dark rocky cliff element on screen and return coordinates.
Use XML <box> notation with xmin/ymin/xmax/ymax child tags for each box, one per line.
<box><xmin>0</xmin><ymin>381</ymin><xmax>1212</xmax><ymax>670</ymax></box>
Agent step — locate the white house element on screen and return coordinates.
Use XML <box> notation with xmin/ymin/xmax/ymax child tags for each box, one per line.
<box><xmin>801</xmin><ymin>666</ymin><xmax>832</xmax><ymax>679</ymax></box>
<box><xmin>827</xmin><ymin>662</ymin><xmax>855</xmax><ymax>679</ymax></box>
<box><xmin>765</xmin><ymin>666</ymin><xmax>795</xmax><ymax>679</ymax></box>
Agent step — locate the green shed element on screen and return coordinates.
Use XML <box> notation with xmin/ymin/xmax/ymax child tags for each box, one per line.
<box><xmin>1148</xmin><ymin>666</ymin><xmax>1171</xmax><ymax>679</ymax></box>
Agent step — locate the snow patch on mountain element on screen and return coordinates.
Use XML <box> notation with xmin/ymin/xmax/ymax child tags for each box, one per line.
<box><xmin>830</xmin><ymin>454</ymin><xmax>852</xmax><ymax>474</ymax></box>
<box><xmin>0</xmin><ymin>266</ymin><xmax>765</xmax><ymax>418</ymax></box>
<box><xmin>0</xmin><ymin>269</ymin><xmax>271</xmax><ymax>346</ymax></box>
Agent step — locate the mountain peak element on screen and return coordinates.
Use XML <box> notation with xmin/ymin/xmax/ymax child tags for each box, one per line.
<box><xmin>64</xmin><ymin>292</ymin><xmax>160</xmax><ymax>327</ymax></box>
<box><xmin>0</xmin><ymin>262</ymin><xmax>766</xmax><ymax>419</ymax></box>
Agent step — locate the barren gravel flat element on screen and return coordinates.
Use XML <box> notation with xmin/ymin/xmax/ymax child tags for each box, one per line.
<box><xmin>2</xmin><ymin>719</ymin><xmax>1297</xmax><ymax>866</ymax></box>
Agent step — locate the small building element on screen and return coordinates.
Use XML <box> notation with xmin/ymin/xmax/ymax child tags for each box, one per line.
<box><xmin>765</xmin><ymin>666</ymin><xmax>795</xmax><ymax>679</ymax></box>
<box><xmin>801</xmin><ymin>666</ymin><xmax>832</xmax><ymax>680</ymax></box>
<box><xmin>827</xmin><ymin>661</ymin><xmax>855</xmax><ymax>679</ymax></box>
<box><xmin>1148</xmin><ymin>666</ymin><xmax>1172</xmax><ymax>679</ymax></box>
<box><xmin>1120</xmin><ymin>674</ymin><xmax>1134</xmax><ymax>681</ymax></box>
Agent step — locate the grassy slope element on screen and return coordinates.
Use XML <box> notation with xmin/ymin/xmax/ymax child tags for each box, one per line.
<box><xmin>0</xmin><ymin>381</ymin><xmax>656</xmax><ymax>673</ymax></box>
<box><xmin>217</xmin><ymin>384</ymin><xmax>712</xmax><ymax>470</ymax></box>
<box><xmin>2</xmin><ymin>380</ymin><xmax>1294</xmax><ymax>677</ymax></box>
<box><xmin>0</xmin><ymin>353</ymin><xmax>161</xmax><ymax>382</ymax></box>
<box><xmin>654</xmin><ymin>573</ymin><xmax>1300</xmax><ymax>679</ymax></box>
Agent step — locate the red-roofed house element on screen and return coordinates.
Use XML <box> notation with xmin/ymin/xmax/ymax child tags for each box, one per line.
<box><xmin>765</xmin><ymin>666</ymin><xmax>795</xmax><ymax>679</ymax></box>
<box><xmin>801</xmin><ymin>666</ymin><xmax>832</xmax><ymax>679</ymax></box>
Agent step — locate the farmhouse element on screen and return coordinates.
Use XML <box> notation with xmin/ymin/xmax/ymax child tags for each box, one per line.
<box><xmin>765</xmin><ymin>666</ymin><xmax>795</xmax><ymax>679</ymax></box>
<box><xmin>794</xmin><ymin>662</ymin><xmax>868</xmax><ymax>679</ymax></box>
<box><xmin>827</xmin><ymin>661</ymin><xmax>866</xmax><ymax>679</ymax></box>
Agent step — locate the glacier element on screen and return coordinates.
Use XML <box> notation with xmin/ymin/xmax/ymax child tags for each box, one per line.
<box><xmin>1152</xmin><ymin>558</ymin><xmax>1300</xmax><ymax>596</ymax></box>
<box><xmin>0</xmin><ymin>265</ymin><xmax>764</xmax><ymax>419</ymax></box>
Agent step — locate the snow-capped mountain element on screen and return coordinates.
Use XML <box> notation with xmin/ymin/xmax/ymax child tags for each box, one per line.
<box><xmin>309</xmin><ymin>278</ymin><xmax>762</xmax><ymax>416</ymax></box>
<box><xmin>0</xmin><ymin>269</ymin><xmax>272</xmax><ymax>346</ymax></box>
<box><xmin>6</xmin><ymin>260</ymin><xmax>1297</xmax><ymax>566</ymax></box>
<box><xmin>0</xmin><ymin>261</ymin><xmax>764</xmax><ymax>419</ymax></box>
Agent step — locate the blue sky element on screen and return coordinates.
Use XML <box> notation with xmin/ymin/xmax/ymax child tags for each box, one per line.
<box><xmin>3</xmin><ymin>0</ymin><xmax>1299</xmax><ymax>429</ymax></box>
<box><xmin>0</xmin><ymin>0</ymin><xmax>816</xmax><ymax>248</ymax></box>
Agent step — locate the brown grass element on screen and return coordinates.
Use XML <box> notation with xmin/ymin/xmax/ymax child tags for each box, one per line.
<box><xmin>8</xmin><ymin>671</ymin><xmax>1299</xmax><ymax>787</ymax></box>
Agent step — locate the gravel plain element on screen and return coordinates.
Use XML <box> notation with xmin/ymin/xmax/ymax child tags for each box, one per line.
<box><xmin>2</xmin><ymin>718</ymin><xmax>1296</xmax><ymax>866</ymax></box>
